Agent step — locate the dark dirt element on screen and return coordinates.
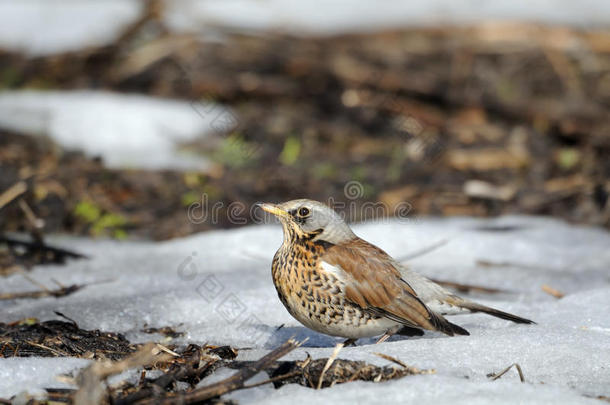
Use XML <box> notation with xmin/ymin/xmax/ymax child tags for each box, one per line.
<box><xmin>1</xmin><ymin>21</ymin><xmax>609</xmax><ymax>254</ymax></box>
<box><xmin>0</xmin><ymin>317</ymin><xmax>425</xmax><ymax>403</ymax></box>
<box><xmin>0</xmin><ymin>318</ymin><xmax>135</xmax><ymax>360</ymax></box>
<box><xmin>244</xmin><ymin>356</ymin><xmax>432</xmax><ymax>389</ymax></box>
<box><xmin>0</xmin><ymin>0</ymin><xmax>608</xmax><ymax>307</ymax></box>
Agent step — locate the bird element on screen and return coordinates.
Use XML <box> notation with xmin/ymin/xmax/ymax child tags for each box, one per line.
<box><xmin>258</xmin><ymin>199</ymin><xmax>534</xmax><ymax>345</ymax></box>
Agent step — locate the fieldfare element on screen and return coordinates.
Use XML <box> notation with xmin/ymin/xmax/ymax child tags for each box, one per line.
<box><xmin>258</xmin><ymin>199</ymin><xmax>534</xmax><ymax>344</ymax></box>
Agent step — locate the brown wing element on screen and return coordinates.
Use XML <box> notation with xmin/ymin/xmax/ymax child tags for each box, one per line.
<box><xmin>322</xmin><ymin>238</ymin><xmax>468</xmax><ymax>336</ymax></box>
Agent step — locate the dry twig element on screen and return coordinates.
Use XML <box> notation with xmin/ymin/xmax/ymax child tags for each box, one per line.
<box><xmin>0</xmin><ymin>182</ymin><xmax>27</xmax><ymax>211</ymax></box>
<box><xmin>541</xmin><ymin>284</ymin><xmax>565</xmax><ymax>299</ymax></box>
<box><xmin>488</xmin><ymin>363</ymin><xmax>525</xmax><ymax>383</ymax></box>
<box><xmin>317</xmin><ymin>342</ymin><xmax>344</xmax><ymax>389</ymax></box>
<box><xmin>429</xmin><ymin>279</ymin><xmax>508</xmax><ymax>294</ymax></box>
<box><xmin>139</xmin><ymin>338</ymin><xmax>305</xmax><ymax>404</ymax></box>
<box><xmin>0</xmin><ymin>284</ymin><xmax>83</xmax><ymax>300</ymax></box>
<box><xmin>74</xmin><ymin>343</ymin><xmax>171</xmax><ymax>405</ymax></box>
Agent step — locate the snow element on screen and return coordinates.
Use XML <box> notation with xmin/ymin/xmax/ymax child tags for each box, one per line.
<box><xmin>1</xmin><ymin>1</ymin><xmax>609</xmax><ymax>56</ymax></box>
<box><xmin>0</xmin><ymin>358</ymin><xmax>89</xmax><ymax>398</ymax></box>
<box><xmin>249</xmin><ymin>376</ymin><xmax>603</xmax><ymax>405</ymax></box>
<box><xmin>1</xmin><ymin>215</ymin><xmax>609</xmax><ymax>402</ymax></box>
<box><xmin>164</xmin><ymin>0</ymin><xmax>610</xmax><ymax>35</ymax></box>
<box><xmin>0</xmin><ymin>1</ymin><xmax>142</xmax><ymax>56</ymax></box>
<box><xmin>0</xmin><ymin>90</ymin><xmax>237</xmax><ymax>170</ymax></box>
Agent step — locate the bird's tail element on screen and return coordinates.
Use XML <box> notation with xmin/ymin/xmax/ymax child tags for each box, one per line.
<box><xmin>429</xmin><ymin>311</ymin><xmax>471</xmax><ymax>336</ymax></box>
<box><xmin>454</xmin><ymin>300</ymin><xmax>535</xmax><ymax>324</ymax></box>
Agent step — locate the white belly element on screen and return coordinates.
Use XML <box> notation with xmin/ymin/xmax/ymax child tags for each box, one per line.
<box><xmin>296</xmin><ymin>310</ymin><xmax>400</xmax><ymax>338</ymax></box>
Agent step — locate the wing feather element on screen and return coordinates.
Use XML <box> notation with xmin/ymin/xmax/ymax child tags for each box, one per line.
<box><xmin>322</xmin><ymin>238</ymin><xmax>468</xmax><ymax>335</ymax></box>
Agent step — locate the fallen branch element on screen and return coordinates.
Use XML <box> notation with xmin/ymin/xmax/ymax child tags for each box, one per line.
<box><xmin>74</xmin><ymin>343</ymin><xmax>171</xmax><ymax>405</ymax></box>
<box><xmin>114</xmin><ymin>345</ymin><xmax>222</xmax><ymax>405</ymax></box>
<box><xmin>140</xmin><ymin>338</ymin><xmax>305</xmax><ymax>404</ymax></box>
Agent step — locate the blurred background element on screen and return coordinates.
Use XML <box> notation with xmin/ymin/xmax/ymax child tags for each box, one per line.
<box><xmin>1</xmin><ymin>0</ymin><xmax>609</xmax><ymax>248</ymax></box>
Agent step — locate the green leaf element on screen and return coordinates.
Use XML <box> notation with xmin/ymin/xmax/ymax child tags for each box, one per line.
<box><xmin>279</xmin><ymin>136</ymin><xmax>301</xmax><ymax>166</ymax></box>
<box><xmin>74</xmin><ymin>201</ymin><xmax>101</xmax><ymax>223</ymax></box>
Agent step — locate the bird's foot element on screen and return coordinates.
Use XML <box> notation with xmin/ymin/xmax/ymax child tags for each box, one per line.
<box><xmin>375</xmin><ymin>325</ymin><xmax>403</xmax><ymax>344</ymax></box>
<box><xmin>343</xmin><ymin>338</ymin><xmax>358</xmax><ymax>347</ymax></box>
<box><xmin>375</xmin><ymin>333</ymin><xmax>391</xmax><ymax>344</ymax></box>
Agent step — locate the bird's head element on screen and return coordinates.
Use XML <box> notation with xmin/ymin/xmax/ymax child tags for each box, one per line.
<box><xmin>257</xmin><ymin>199</ymin><xmax>355</xmax><ymax>245</ymax></box>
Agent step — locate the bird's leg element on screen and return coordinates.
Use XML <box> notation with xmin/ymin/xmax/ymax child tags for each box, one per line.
<box><xmin>375</xmin><ymin>333</ymin><xmax>391</xmax><ymax>344</ymax></box>
<box><xmin>376</xmin><ymin>325</ymin><xmax>402</xmax><ymax>344</ymax></box>
<box><xmin>343</xmin><ymin>338</ymin><xmax>358</xmax><ymax>346</ymax></box>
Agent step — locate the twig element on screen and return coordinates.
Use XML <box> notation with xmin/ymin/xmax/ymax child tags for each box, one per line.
<box><xmin>141</xmin><ymin>338</ymin><xmax>305</xmax><ymax>404</ymax></box>
<box><xmin>114</xmin><ymin>349</ymin><xmax>213</xmax><ymax>405</ymax></box>
<box><xmin>345</xmin><ymin>366</ymin><xmax>365</xmax><ymax>383</ymax></box>
<box><xmin>372</xmin><ymin>353</ymin><xmax>434</xmax><ymax>376</ymax></box>
<box><xmin>51</xmin><ymin>278</ymin><xmax>65</xmax><ymax>288</ymax></box>
<box><xmin>155</xmin><ymin>343</ymin><xmax>179</xmax><ymax>357</ymax></box>
<box><xmin>54</xmin><ymin>311</ymin><xmax>79</xmax><ymax>327</ymax></box>
<box><xmin>19</xmin><ymin>199</ymin><xmax>44</xmax><ymax>233</ymax></box>
<box><xmin>317</xmin><ymin>342</ymin><xmax>344</xmax><ymax>389</ymax></box>
<box><xmin>45</xmin><ymin>388</ymin><xmax>76</xmax><ymax>404</ymax></box>
<box><xmin>26</xmin><ymin>341</ymin><xmax>71</xmax><ymax>357</ymax></box>
<box><xmin>0</xmin><ymin>284</ymin><xmax>83</xmax><ymax>300</ymax></box>
<box><xmin>241</xmin><ymin>369</ymin><xmax>302</xmax><ymax>389</ymax></box>
<box><xmin>1</xmin><ymin>277</ymin><xmax>112</xmax><ymax>301</ymax></box>
<box><xmin>541</xmin><ymin>284</ymin><xmax>565</xmax><ymax>299</ymax></box>
<box><xmin>396</xmin><ymin>239</ymin><xmax>449</xmax><ymax>262</ymax></box>
<box><xmin>18</xmin><ymin>199</ymin><xmax>45</xmax><ymax>244</ymax></box>
<box><xmin>0</xmin><ymin>234</ymin><xmax>87</xmax><ymax>260</ymax></box>
<box><xmin>0</xmin><ymin>181</ymin><xmax>27</xmax><ymax>211</ymax></box>
<box><xmin>428</xmin><ymin>278</ymin><xmax>508</xmax><ymax>294</ymax></box>
<box><xmin>373</xmin><ymin>352</ymin><xmax>408</xmax><ymax>368</ymax></box>
<box><xmin>74</xmin><ymin>343</ymin><xmax>170</xmax><ymax>405</ymax></box>
<box><xmin>20</xmin><ymin>271</ymin><xmax>52</xmax><ymax>293</ymax></box>
<box><xmin>476</xmin><ymin>259</ymin><xmax>550</xmax><ymax>272</ymax></box>
<box><xmin>488</xmin><ymin>363</ymin><xmax>525</xmax><ymax>383</ymax></box>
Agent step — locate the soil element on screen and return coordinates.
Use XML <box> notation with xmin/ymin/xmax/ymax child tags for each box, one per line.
<box><xmin>0</xmin><ymin>2</ymin><xmax>609</xmax><ymax>254</ymax></box>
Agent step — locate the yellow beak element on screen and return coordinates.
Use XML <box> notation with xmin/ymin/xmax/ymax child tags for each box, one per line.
<box><xmin>256</xmin><ymin>202</ymin><xmax>290</xmax><ymax>219</ymax></box>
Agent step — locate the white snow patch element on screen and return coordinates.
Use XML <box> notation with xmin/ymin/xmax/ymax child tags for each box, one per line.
<box><xmin>165</xmin><ymin>0</ymin><xmax>610</xmax><ymax>35</ymax></box>
<box><xmin>1</xmin><ymin>1</ymin><xmax>609</xmax><ymax>57</ymax></box>
<box><xmin>0</xmin><ymin>90</ymin><xmax>234</xmax><ymax>170</ymax></box>
<box><xmin>0</xmin><ymin>1</ymin><xmax>141</xmax><ymax>55</ymax></box>
<box><xmin>1</xmin><ymin>216</ymin><xmax>609</xmax><ymax>402</ymax></box>
<box><xmin>0</xmin><ymin>358</ymin><xmax>89</xmax><ymax>398</ymax></box>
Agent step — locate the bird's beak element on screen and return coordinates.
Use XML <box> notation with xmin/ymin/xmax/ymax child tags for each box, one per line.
<box><xmin>256</xmin><ymin>202</ymin><xmax>290</xmax><ymax>219</ymax></box>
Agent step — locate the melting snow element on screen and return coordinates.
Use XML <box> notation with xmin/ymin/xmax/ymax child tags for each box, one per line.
<box><xmin>1</xmin><ymin>216</ymin><xmax>609</xmax><ymax>402</ymax></box>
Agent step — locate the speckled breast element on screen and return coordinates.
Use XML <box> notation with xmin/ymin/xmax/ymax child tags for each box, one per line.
<box><xmin>271</xmin><ymin>240</ymin><xmax>396</xmax><ymax>338</ymax></box>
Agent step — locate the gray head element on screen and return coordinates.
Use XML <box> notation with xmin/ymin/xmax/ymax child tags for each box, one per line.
<box><xmin>257</xmin><ymin>199</ymin><xmax>355</xmax><ymax>244</ymax></box>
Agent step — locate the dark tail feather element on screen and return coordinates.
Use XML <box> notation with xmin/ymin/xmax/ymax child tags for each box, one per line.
<box><xmin>461</xmin><ymin>302</ymin><xmax>535</xmax><ymax>324</ymax></box>
<box><xmin>396</xmin><ymin>326</ymin><xmax>425</xmax><ymax>337</ymax></box>
<box><xmin>430</xmin><ymin>311</ymin><xmax>470</xmax><ymax>336</ymax></box>
<box><xmin>446</xmin><ymin>319</ymin><xmax>470</xmax><ymax>336</ymax></box>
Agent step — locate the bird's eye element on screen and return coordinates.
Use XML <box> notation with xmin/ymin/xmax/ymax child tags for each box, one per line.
<box><xmin>298</xmin><ymin>207</ymin><xmax>310</xmax><ymax>217</ymax></box>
